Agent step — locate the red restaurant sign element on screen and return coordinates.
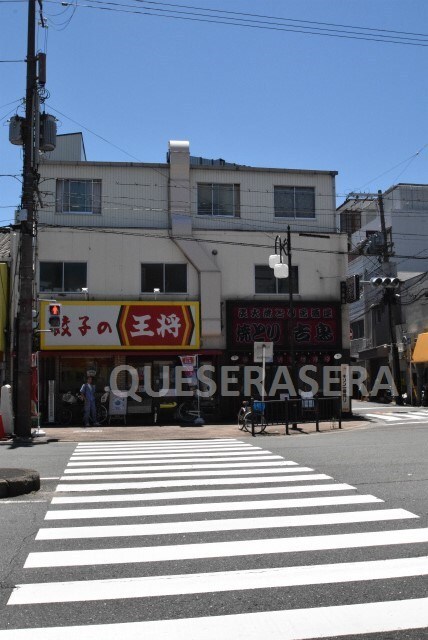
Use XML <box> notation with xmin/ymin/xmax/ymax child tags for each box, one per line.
<box><xmin>40</xmin><ymin>301</ymin><xmax>200</xmax><ymax>350</ymax></box>
<box><xmin>227</xmin><ymin>301</ymin><xmax>341</xmax><ymax>351</ymax></box>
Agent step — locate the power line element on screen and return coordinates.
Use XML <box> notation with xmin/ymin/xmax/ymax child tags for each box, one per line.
<box><xmin>43</xmin><ymin>0</ymin><xmax>428</xmax><ymax>47</ymax></box>
<box><xmin>47</xmin><ymin>104</ymin><xmax>142</xmax><ymax>161</ymax></box>
<box><xmin>37</xmin><ymin>187</ymin><xmax>428</xmax><ymax>224</ymax></box>
<box><xmin>38</xmin><ymin>222</ymin><xmax>350</xmax><ymax>256</ymax></box>
<box><xmin>0</xmin><ymin>98</ymin><xmax>24</xmax><ymax>110</ymax></box>
<box><xmin>0</xmin><ymin>106</ymin><xmax>24</xmax><ymax>124</ymax></box>
<box><xmin>125</xmin><ymin>0</ymin><xmax>428</xmax><ymax>43</ymax></box>
<box><xmin>348</xmin><ymin>144</ymin><xmax>428</xmax><ymax>192</ymax></box>
<box><xmin>43</xmin><ymin>103</ymin><xmax>428</xmax><ymax>216</ymax></box>
<box><xmin>134</xmin><ymin>1</ymin><xmax>428</xmax><ymax>39</ymax></box>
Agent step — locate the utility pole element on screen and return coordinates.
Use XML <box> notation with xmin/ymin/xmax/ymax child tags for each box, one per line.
<box><xmin>377</xmin><ymin>189</ymin><xmax>403</xmax><ymax>406</ymax></box>
<box><xmin>348</xmin><ymin>191</ymin><xmax>403</xmax><ymax>405</ymax></box>
<box><xmin>377</xmin><ymin>189</ymin><xmax>389</xmax><ymax>262</ymax></box>
<box><xmin>15</xmin><ymin>0</ymin><xmax>37</xmax><ymax>439</ymax></box>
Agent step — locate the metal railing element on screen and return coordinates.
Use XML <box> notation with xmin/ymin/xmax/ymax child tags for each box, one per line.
<box><xmin>249</xmin><ymin>397</ymin><xmax>342</xmax><ymax>436</ymax></box>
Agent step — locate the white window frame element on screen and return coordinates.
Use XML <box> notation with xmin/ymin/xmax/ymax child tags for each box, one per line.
<box><xmin>274</xmin><ymin>186</ymin><xmax>315</xmax><ymax>219</ymax></box>
<box><xmin>197</xmin><ymin>183</ymin><xmax>240</xmax><ymax>217</ymax></box>
<box><xmin>56</xmin><ymin>179</ymin><xmax>102</xmax><ymax>215</ymax></box>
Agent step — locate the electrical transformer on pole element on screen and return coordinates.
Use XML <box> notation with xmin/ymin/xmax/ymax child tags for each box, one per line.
<box><xmin>10</xmin><ymin>0</ymin><xmax>56</xmax><ymax>438</ymax></box>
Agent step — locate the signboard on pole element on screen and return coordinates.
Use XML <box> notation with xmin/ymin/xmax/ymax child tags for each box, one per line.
<box><xmin>253</xmin><ymin>342</ymin><xmax>273</xmax><ymax>363</ymax></box>
<box><xmin>341</xmin><ymin>363</ymin><xmax>351</xmax><ymax>413</ymax></box>
<box><xmin>109</xmin><ymin>393</ymin><xmax>127</xmax><ymax>418</ymax></box>
<box><xmin>345</xmin><ymin>275</ymin><xmax>360</xmax><ymax>303</ymax></box>
<box><xmin>48</xmin><ymin>380</ymin><xmax>55</xmax><ymax>423</ymax></box>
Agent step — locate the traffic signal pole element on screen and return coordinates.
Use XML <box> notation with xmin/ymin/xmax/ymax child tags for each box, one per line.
<box><xmin>15</xmin><ymin>0</ymin><xmax>37</xmax><ymax>439</ymax></box>
<box><xmin>377</xmin><ymin>190</ymin><xmax>403</xmax><ymax>406</ymax></box>
<box><xmin>385</xmin><ymin>289</ymin><xmax>403</xmax><ymax>404</ymax></box>
<box><xmin>350</xmin><ymin>191</ymin><xmax>404</xmax><ymax>405</ymax></box>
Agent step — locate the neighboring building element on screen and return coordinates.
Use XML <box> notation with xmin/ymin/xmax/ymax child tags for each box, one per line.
<box><xmin>397</xmin><ymin>272</ymin><xmax>428</xmax><ymax>403</ymax></box>
<box><xmin>338</xmin><ymin>185</ymin><xmax>428</xmax><ymax>398</ymax></box>
<box><xmin>33</xmin><ymin>134</ymin><xmax>349</xmax><ymax>421</ymax></box>
<box><xmin>0</xmin><ymin>229</ymin><xmax>11</xmax><ymax>386</ymax></box>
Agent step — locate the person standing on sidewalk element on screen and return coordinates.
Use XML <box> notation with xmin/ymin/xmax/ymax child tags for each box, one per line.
<box><xmin>80</xmin><ymin>376</ymin><xmax>99</xmax><ymax>427</ymax></box>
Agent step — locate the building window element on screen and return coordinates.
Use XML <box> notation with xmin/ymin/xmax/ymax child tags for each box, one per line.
<box><xmin>274</xmin><ymin>186</ymin><xmax>315</xmax><ymax>218</ymax></box>
<box><xmin>255</xmin><ymin>265</ymin><xmax>299</xmax><ymax>294</ymax></box>
<box><xmin>39</xmin><ymin>262</ymin><xmax>87</xmax><ymax>292</ymax></box>
<box><xmin>56</xmin><ymin>179</ymin><xmax>101</xmax><ymax>214</ymax></box>
<box><xmin>340</xmin><ymin>210</ymin><xmax>361</xmax><ymax>235</ymax></box>
<box><xmin>141</xmin><ymin>263</ymin><xmax>187</xmax><ymax>293</ymax></box>
<box><xmin>197</xmin><ymin>183</ymin><xmax>240</xmax><ymax>217</ymax></box>
<box><xmin>350</xmin><ymin>319</ymin><xmax>364</xmax><ymax>340</ymax></box>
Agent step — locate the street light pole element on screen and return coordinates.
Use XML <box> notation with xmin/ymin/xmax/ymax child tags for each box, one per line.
<box><xmin>269</xmin><ymin>226</ymin><xmax>298</xmax><ymax>418</ymax></box>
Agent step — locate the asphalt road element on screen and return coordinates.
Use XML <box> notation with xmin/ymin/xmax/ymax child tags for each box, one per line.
<box><xmin>0</xmin><ymin>423</ymin><xmax>427</xmax><ymax>639</ymax></box>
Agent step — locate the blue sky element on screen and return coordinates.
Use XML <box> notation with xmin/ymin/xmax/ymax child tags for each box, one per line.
<box><xmin>1</xmin><ymin>0</ymin><xmax>427</xmax><ymax>225</ymax></box>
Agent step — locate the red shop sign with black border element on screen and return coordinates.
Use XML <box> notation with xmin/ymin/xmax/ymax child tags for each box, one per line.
<box><xmin>226</xmin><ymin>301</ymin><xmax>341</xmax><ymax>351</ymax></box>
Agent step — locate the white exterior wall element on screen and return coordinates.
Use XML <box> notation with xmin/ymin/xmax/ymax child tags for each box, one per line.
<box><xmin>193</xmin><ymin>231</ymin><xmax>346</xmax><ymax>300</ymax></box>
<box><xmin>38</xmin><ymin>163</ymin><xmax>170</xmax><ymax>229</ymax></box>
<box><xmin>37</xmin><ymin>227</ymin><xmax>349</xmax><ymax>351</ymax></box>
<box><xmin>348</xmin><ymin>185</ymin><xmax>428</xmax><ymax>275</ymax></box>
<box><xmin>36</xmin><ymin>140</ymin><xmax>347</xmax><ymax>353</ymax></box>
<box><xmin>345</xmin><ymin>185</ymin><xmax>428</xmax><ymax>364</ymax></box>
<box><xmin>37</xmin><ymin>228</ymin><xmax>199</xmax><ymax>298</ymax></box>
<box><xmin>388</xmin><ymin>186</ymin><xmax>428</xmax><ymax>273</ymax></box>
<box><xmin>38</xmin><ymin>162</ymin><xmax>337</xmax><ymax>233</ymax></box>
<box><xmin>37</xmin><ymin>228</ymin><xmax>346</xmax><ymax>300</ymax></box>
<box><xmin>190</xmin><ymin>168</ymin><xmax>337</xmax><ymax>233</ymax></box>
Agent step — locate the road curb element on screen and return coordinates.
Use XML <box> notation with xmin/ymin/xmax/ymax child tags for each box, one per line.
<box><xmin>0</xmin><ymin>468</ymin><xmax>41</xmax><ymax>498</ymax></box>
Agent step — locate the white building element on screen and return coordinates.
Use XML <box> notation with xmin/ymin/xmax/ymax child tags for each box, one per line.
<box><xmin>34</xmin><ymin>134</ymin><xmax>349</xmax><ymax>420</ymax></box>
<box><xmin>338</xmin><ymin>185</ymin><xmax>428</xmax><ymax>398</ymax></box>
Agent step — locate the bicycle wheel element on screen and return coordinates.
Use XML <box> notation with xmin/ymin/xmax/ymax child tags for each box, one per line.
<box><xmin>96</xmin><ymin>404</ymin><xmax>108</xmax><ymax>425</ymax></box>
<box><xmin>177</xmin><ymin>401</ymin><xmax>200</xmax><ymax>423</ymax></box>
<box><xmin>57</xmin><ymin>406</ymin><xmax>72</xmax><ymax>425</ymax></box>
<box><xmin>237</xmin><ymin>407</ymin><xmax>247</xmax><ymax>430</ymax></box>
<box><xmin>243</xmin><ymin>412</ymin><xmax>266</xmax><ymax>434</ymax></box>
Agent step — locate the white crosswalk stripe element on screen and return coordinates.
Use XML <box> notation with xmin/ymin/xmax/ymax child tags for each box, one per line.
<box><xmin>366</xmin><ymin>411</ymin><xmax>428</xmax><ymax>423</ymax></box>
<box><xmin>56</xmin><ymin>472</ymin><xmax>333</xmax><ymax>492</ymax></box>
<box><xmin>10</xmin><ymin>557</ymin><xmax>428</xmax><ymax>605</ymax></box>
<box><xmin>60</xmin><ymin>465</ymin><xmax>315</xmax><ymax>481</ymax></box>
<box><xmin>3</xmin><ymin>437</ymin><xmax>428</xmax><ymax>640</ymax></box>
<box><xmin>50</xmin><ymin>482</ymin><xmax>356</xmax><ymax>504</ymax></box>
<box><xmin>42</xmin><ymin>494</ymin><xmax>385</xmax><ymax>521</ymax></box>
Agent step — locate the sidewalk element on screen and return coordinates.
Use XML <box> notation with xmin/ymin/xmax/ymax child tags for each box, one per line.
<box><xmin>0</xmin><ymin>416</ymin><xmax>371</xmax><ymax>443</ymax></box>
<box><xmin>0</xmin><ymin>468</ymin><xmax>40</xmax><ymax>497</ymax></box>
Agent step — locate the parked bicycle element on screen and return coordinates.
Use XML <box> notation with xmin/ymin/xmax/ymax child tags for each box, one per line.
<box><xmin>57</xmin><ymin>390</ymin><xmax>109</xmax><ymax>426</ymax></box>
<box><xmin>238</xmin><ymin>399</ymin><xmax>267</xmax><ymax>433</ymax></box>
<box><xmin>175</xmin><ymin>398</ymin><xmax>205</xmax><ymax>424</ymax></box>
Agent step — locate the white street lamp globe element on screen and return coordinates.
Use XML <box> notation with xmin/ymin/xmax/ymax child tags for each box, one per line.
<box><xmin>269</xmin><ymin>254</ymin><xmax>281</xmax><ymax>269</ymax></box>
<box><xmin>274</xmin><ymin>262</ymin><xmax>289</xmax><ymax>279</ymax></box>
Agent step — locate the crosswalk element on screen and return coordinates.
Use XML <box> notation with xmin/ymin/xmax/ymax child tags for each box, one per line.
<box><xmin>1</xmin><ymin>437</ymin><xmax>428</xmax><ymax>639</ymax></box>
<box><xmin>365</xmin><ymin>410</ymin><xmax>428</xmax><ymax>423</ymax></box>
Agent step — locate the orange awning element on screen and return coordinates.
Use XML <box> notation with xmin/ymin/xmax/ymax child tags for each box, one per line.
<box><xmin>412</xmin><ymin>333</ymin><xmax>428</xmax><ymax>363</ymax></box>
